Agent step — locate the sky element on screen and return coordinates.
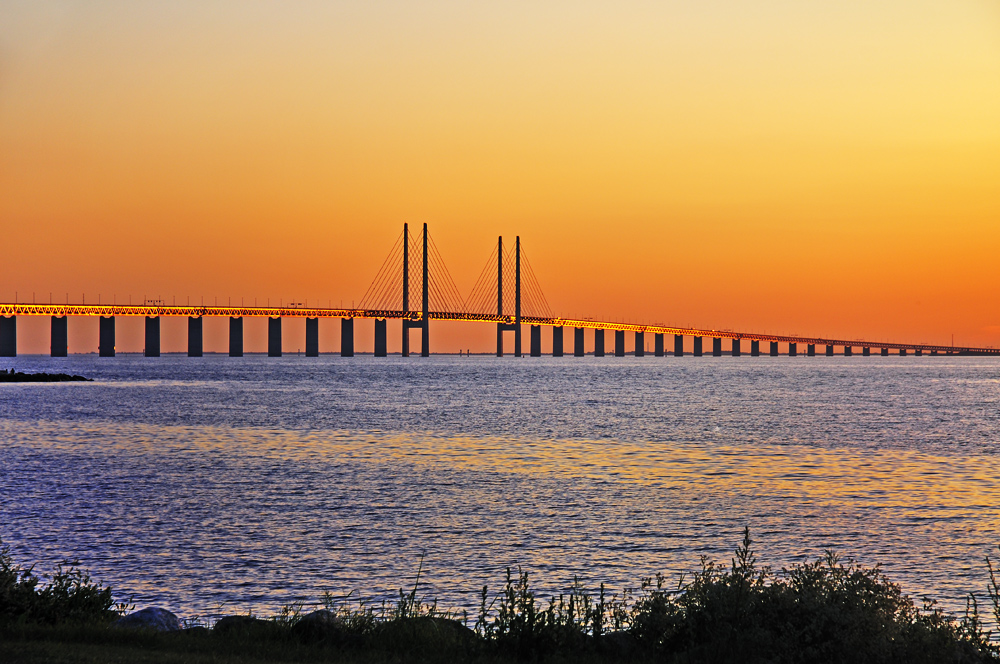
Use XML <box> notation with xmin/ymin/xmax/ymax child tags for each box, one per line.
<box><xmin>2</xmin><ymin>1</ymin><xmax>999</xmax><ymax>353</ymax></box>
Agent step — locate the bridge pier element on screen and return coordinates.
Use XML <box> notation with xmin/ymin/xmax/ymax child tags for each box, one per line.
<box><xmin>712</xmin><ymin>337</ymin><xmax>722</xmax><ymax>357</ymax></box>
<box><xmin>229</xmin><ymin>317</ymin><xmax>243</xmax><ymax>357</ymax></box>
<box><xmin>844</xmin><ymin>346</ymin><xmax>852</xmax><ymax>357</ymax></box>
<box><xmin>751</xmin><ymin>340</ymin><xmax>760</xmax><ymax>356</ymax></box>
<box><xmin>341</xmin><ymin>318</ymin><xmax>354</xmax><ymax>357</ymax></box>
<box><xmin>594</xmin><ymin>329</ymin><xmax>605</xmax><ymax>357</ymax></box>
<box><xmin>674</xmin><ymin>334</ymin><xmax>683</xmax><ymax>357</ymax></box>
<box><xmin>99</xmin><ymin>316</ymin><xmax>115</xmax><ymax>357</ymax></box>
<box><xmin>552</xmin><ymin>326</ymin><xmax>564</xmax><ymax>357</ymax></box>
<box><xmin>0</xmin><ymin>316</ymin><xmax>15</xmax><ymax>357</ymax></box>
<box><xmin>807</xmin><ymin>344</ymin><xmax>815</xmax><ymax>356</ymax></box>
<box><xmin>863</xmin><ymin>347</ymin><xmax>870</xmax><ymax>357</ymax></box>
<box><xmin>530</xmin><ymin>325</ymin><xmax>541</xmax><ymax>356</ymax></box>
<box><xmin>654</xmin><ymin>333</ymin><xmax>664</xmax><ymax>357</ymax></box>
<box><xmin>574</xmin><ymin>327</ymin><xmax>585</xmax><ymax>357</ymax></box>
<box><xmin>825</xmin><ymin>344</ymin><xmax>834</xmax><ymax>356</ymax></box>
<box><xmin>899</xmin><ymin>348</ymin><xmax>907</xmax><ymax>356</ymax></box>
<box><xmin>615</xmin><ymin>330</ymin><xmax>625</xmax><ymax>357</ymax></box>
<box><xmin>188</xmin><ymin>316</ymin><xmax>203</xmax><ymax>357</ymax></box>
<box><xmin>881</xmin><ymin>347</ymin><xmax>889</xmax><ymax>356</ymax></box>
<box><xmin>693</xmin><ymin>336</ymin><xmax>703</xmax><ymax>357</ymax></box>
<box><xmin>306</xmin><ymin>317</ymin><xmax>320</xmax><ymax>357</ymax></box>
<box><xmin>51</xmin><ymin>316</ymin><xmax>67</xmax><ymax>357</ymax></box>
<box><xmin>144</xmin><ymin>317</ymin><xmax>160</xmax><ymax>357</ymax></box>
<box><xmin>374</xmin><ymin>319</ymin><xmax>386</xmax><ymax>357</ymax></box>
<box><xmin>635</xmin><ymin>331</ymin><xmax>644</xmax><ymax>357</ymax></box>
<box><xmin>915</xmin><ymin>348</ymin><xmax>923</xmax><ymax>356</ymax></box>
<box><xmin>789</xmin><ymin>342</ymin><xmax>797</xmax><ymax>357</ymax></box>
<box><xmin>732</xmin><ymin>338</ymin><xmax>740</xmax><ymax>357</ymax></box>
<box><xmin>769</xmin><ymin>341</ymin><xmax>779</xmax><ymax>357</ymax></box>
<box><xmin>268</xmin><ymin>317</ymin><xmax>282</xmax><ymax>357</ymax></box>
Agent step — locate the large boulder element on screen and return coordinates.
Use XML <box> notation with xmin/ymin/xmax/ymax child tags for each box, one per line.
<box><xmin>213</xmin><ymin>614</ymin><xmax>280</xmax><ymax>638</ymax></box>
<box><xmin>291</xmin><ymin>609</ymin><xmax>347</xmax><ymax>644</ymax></box>
<box><xmin>112</xmin><ymin>607</ymin><xmax>182</xmax><ymax>632</ymax></box>
<box><xmin>375</xmin><ymin>616</ymin><xmax>477</xmax><ymax>654</ymax></box>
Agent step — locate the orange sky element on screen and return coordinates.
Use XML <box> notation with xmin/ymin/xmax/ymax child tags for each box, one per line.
<box><xmin>2</xmin><ymin>1</ymin><xmax>999</xmax><ymax>353</ymax></box>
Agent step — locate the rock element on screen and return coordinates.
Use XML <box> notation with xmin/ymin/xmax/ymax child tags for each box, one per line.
<box><xmin>112</xmin><ymin>607</ymin><xmax>182</xmax><ymax>632</ymax></box>
<box><xmin>375</xmin><ymin>616</ymin><xmax>477</xmax><ymax>654</ymax></box>
<box><xmin>213</xmin><ymin>614</ymin><xmax>279</xmax><ymax>638</ymax></box>
<box><xmin>291</xmin><ymin>609</ymin><xmax>346</xmax><ymax>644</ymax></box>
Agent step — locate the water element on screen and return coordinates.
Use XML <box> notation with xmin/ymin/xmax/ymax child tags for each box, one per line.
<box><xmin>1</xmin><ymin>354</ymin><xmax>999</xmax><ymax>622</ymax></box>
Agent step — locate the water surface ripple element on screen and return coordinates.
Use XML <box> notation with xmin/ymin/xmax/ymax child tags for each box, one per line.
<box><xmin>1</xmin><ymin>355</ymin><xmax>998</xmax><ymax>620</ymax></box>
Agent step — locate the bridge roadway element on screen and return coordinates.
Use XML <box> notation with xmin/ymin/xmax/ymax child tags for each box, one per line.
<box><xmin>0</xmin><ymin>303</ymin><xmax>996</xmax><ymax>356</ymax></box>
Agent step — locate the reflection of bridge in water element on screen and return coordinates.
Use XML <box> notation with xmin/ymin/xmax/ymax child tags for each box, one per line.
<box><xmin>1</xmin><ymin>223</ymin><xmax>996</xmax><ymax>358</ymax></box>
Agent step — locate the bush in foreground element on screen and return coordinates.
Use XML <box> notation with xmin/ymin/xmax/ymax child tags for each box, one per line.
<box><xmin>0</xmin><ymin>538</ymin><xmax>126</xmax><ymax>626</ymax></box>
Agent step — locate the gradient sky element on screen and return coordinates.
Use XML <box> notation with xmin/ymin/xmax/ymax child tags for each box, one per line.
<box><xmin>2</xmin><ymin>1</ymin><xmax>999</xmax><ymax>353</ymax></box>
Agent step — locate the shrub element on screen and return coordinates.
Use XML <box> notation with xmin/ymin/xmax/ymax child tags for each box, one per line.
<box><xmin>0</xmin><ymin>537</ymin><xmax>125</xmax><ymax>625</ymax></box>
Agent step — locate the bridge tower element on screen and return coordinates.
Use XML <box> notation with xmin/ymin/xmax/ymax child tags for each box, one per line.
<box><xmin>496</xmin><ymin>236</ymin><xmax>521</xmax><ymax>356</ymax></box>
<box><xmin>401</xmin><ymin>222</ymin><xmax>430</xmax><ymax>357</ymax></box>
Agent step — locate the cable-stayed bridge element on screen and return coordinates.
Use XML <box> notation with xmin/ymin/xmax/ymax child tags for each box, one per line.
<box><xmin>1</xmin><ymin>223</ymin><xmax>996</xmax><ymax>358</ymax></box>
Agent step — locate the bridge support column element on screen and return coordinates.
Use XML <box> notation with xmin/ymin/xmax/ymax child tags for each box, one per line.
<box><xmin>807</xmin><ymin>344</ymin><xmax>815</xmax><ymax>356</ymax></box>
<box><xmin>594</xmin><ymin>329</ymin><xmax>605</xmax><ymax>357</ymax></box>
<box><xmin>825</xmin><ymin>344</ymin><xmax>834</xmax><ymax>356</ymax></box>
<box><xmin>674</xmin><ymin>334</ymin><xmax>683</xmax><ymax>357</ymax></box>
<box><xmin>99</xmin><ymin>316</ymin><xmax>115</xmax><ymax>357</ymax></box>
<box><xmin>144</xmin><ymin>317</ymin><xmax>160</xmax><ymax>357</ymax></box>
<box><xmin>306</xmin><ymin>317</ymin><xmax>320</xmax><ymax>357</ymax></box>
<box><xmin>374</xmin><ymin>319</ymin><xmax>386</xmax><ymax>357</ymax></box>
<box><xmin>574</xmin><ymin>327</ymin><xmax>585</xmax><ymax>357</ymax></box>
<box><xmin>789</xmin><ymin>342</ymin><xmax>797</xmax><ymax>357</ymax></box>
<box><xmin>900</xmin><ymin>348</ymin><xmax>907</xmax><ymax>356</ymax></box>
<box><xmin>51</xmin><ymin>316</ymin><xmax>67</xmax><ymax>357</ymax></box>
<box><xmin>769</xmin><ymin>341</ymin><xmax>779</xmax><ymax>356</ymax></box>
<box><xmin>229</xmin><ymin>317</ymin><xmax>243</xmax><ymax>357</ymax></box>
<box><xmin>930</xmin><ymin>349</ymin><xmax>938</xmax><ymax>356</ymax></box>
<box><xmin>915</xmin><ymin>348</ymin><xmax>923</xmax><ymax>356</ymax></box>
<box><xmin>881</xmin><ymin>348</ymin><xmax>889</xmax><ymax>356</ymax></box>
<box><xmin>552</xmin><ymin>326</ymin><xmax>564</xmax><ymax>357</ymax></box>
<box><xmin>693</xmin><ymin>336</ymin><xmax>703</xmax><ymax>357</ymax></box>
<box><xmin>654</xmin><ymin>333</ymin><xmax>664</xmax><ymax>357</ymax></box>
<box><xmin>732</xmin><ymin>338</ymin><xmax>741</xmax><ymax>357</ymax></box>
<box><xmin>341</xmin><ymin>318</ymin><xmax>354</xmax><ymax>357</ymax></box>
<box><xmin>268</xmin><ymin>317</ymin><xmax>282</xmax><ymax>357</ymax></box>
<box><xmin>635</xmin><ymin>331</ymin><xmax>644</xmax><ymax>357</ymax></box>
<box><xmin>712</xmin><ymin>337</ymin><xmax>722</xmax><ymax>357</ymax></box>
<box><xmin>751</xmin><ymin>340</ymin><xmax>760</xmax><ymax>356</ymax></box>
<box><xmin>187</xmin><ymin>317</ymin><xmax>203</xmax><ymax>357</ymax></box>
<box><xmin>863</xmin><ymin>347</ymin><xmax>870</xmax><ymax>357</ymax></box>
<box><xmin>615</xmin><ymin>330</ymin><xmax>625</xmax><ymax>357</ymax></box>
<box><xmin>844</xmin><ymin>346</ymin><xmax>852</xmax><ymax>357</ymax></box>
<box><xmin>0</xmin><ymin>316</ymin><xmax>16</xmax><ymax>357</ymax></box>
<box><xmin>530</xmin><ymin>325</ymin><xmax>541</xmax><ymax>357</ymax></box>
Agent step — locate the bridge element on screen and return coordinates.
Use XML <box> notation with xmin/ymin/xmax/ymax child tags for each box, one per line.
<box><xmin>1</xmin><ymin>223</ymin><xmax>996</xmax><ymax>358</ymax></box>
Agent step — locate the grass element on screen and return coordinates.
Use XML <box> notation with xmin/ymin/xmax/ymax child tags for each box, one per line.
<box><xmin>3</xmin><ymin>529</ymin><xmax>1000</xmax><ymax>663</ymax></box>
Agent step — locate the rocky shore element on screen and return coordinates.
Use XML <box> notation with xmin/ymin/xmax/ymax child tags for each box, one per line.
<box><xmin>0</xmin><ymin>369</ymin><xmax>91</xmax><ymax>382</ymax></box>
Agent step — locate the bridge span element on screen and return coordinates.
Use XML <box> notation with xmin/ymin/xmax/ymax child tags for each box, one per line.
<box><xmin>1</xmin><ymin>224</ymin><xmax>995</xmax><ymax>358</ymax></box>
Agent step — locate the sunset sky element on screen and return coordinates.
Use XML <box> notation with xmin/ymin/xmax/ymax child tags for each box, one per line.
<box><xmin>2</xmin><ymin>1</ymin><xmax>998</xmax><ymax>353</ymax></box>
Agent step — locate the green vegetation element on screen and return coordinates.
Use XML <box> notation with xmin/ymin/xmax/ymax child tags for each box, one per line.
<box><xmin>3</xmin><ymin>531</ymin><xmax>1000</xmax><ymax>663</ymax></box>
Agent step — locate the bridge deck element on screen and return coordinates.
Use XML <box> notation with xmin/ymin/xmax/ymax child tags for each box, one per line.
<box><xmin>1</xmin><ymin>303</ymin><xmax>995</xmax><ymax>355</ymax></box>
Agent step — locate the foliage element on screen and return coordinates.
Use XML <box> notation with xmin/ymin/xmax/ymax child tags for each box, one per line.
<box><xmin>0</xmin><ymin>537</ymin><xmax>127</xmax><ymax>626</ymax></box>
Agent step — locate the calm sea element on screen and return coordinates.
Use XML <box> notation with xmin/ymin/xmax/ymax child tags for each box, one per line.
<box><xmin>1</xmin><ymin>354</ymin><xmax>998</xmax><ymax>621</ymax></box>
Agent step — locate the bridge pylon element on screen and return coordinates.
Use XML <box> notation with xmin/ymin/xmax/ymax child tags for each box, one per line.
<box><xmin>496</xmin><ymin>236</ymin><xmax>521</xmax><ymax>357</ymax></box>
<box><xmin>401</xmin><ymin>222</ymin><xmax>430</xmax><ymax>357</ymax></box>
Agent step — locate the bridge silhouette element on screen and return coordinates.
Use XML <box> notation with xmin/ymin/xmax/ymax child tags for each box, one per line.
<box><xmin>1</xmin><ymin>223</ymin><xmax>996</xmax><ymax>358</ymax></box>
